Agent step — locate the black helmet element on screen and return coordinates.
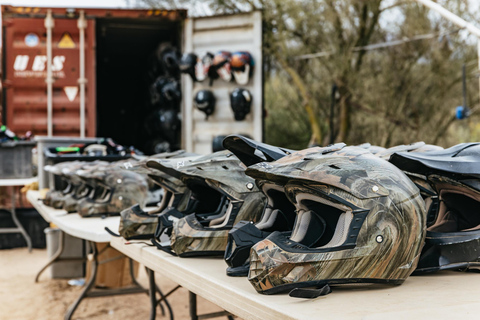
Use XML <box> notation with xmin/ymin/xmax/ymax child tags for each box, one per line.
<box><xmin>230</xmin><ymin>88</ymin><xmax>252</xmax><ymax>121</ymax></box>
<box><xmin>195</xmin><ymin>52</ymin><xmax>214</xmax><ymax>82</ymax></box>
<box><xmin>212</xmin><ymin>135</ymin><xmax>226</xmax><ymax>153</ymax></box>
<box><xmin>390</xmin><ymin>142</ymin><xmax>480</xmax><ymax>274</ymax></box>
<box><xmin>194</xmin><ymin>90</ymin><xmax>216</xmax><ymax>119</ymax></box>
<box><xmin>144</xmin><ymin>108</ymin><xmax>180</xmax><ymax>150</ymax></box>
<box><xmin>150</xmin><ymin>77</ymin><xmax>181</xmax><ymax>109</ymax></box>
<box><xmin>179</xmin><ymin>52</ymin><xmax>197</xmax><ymax>81</ymax></box>
<box><xmin>160</xmin><ymin>46</ymin><xmax>181</xmax><ymax>78</ymax></box>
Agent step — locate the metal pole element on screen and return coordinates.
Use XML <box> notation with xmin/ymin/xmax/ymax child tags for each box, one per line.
<box><xmin>45</xmin><ymin>10</ymin><xmax>54</xmax><ymax>137</ymax></box>
<box><xmin>478</xmin><ymin>40</ymin><xmax>480</xmax><ymax>108</ymax></box>
<box><xmin>414</xmin><ymin>0</ymin><xmax>480</xmax><ymax>102</ymax></box>
<box><xmin>78</xmin><ymin>10</ymin><xmax>87</xmax><ymax>138</ymax></box>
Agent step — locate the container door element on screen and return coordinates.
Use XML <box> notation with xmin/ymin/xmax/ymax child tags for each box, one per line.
<box><xmin>3</xmin><ymin>16</ymin><xmax>96</xmax><ymax>137</ymax></box>
<box><xmin>182</xmin><ymin>11</ymin><xmax>263</xmax><ymax>154</ymax></box>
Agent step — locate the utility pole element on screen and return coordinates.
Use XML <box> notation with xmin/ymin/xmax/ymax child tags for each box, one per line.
<box><xmin>413</xmin><ymin>0</ymin><xmax>480</xmax><ymax>105</ymax></box>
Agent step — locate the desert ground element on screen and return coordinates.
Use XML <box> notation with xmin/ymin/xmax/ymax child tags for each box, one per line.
<box><xmin>0</xmin><ymin>247</ymin><xmax>229</xmax><ymax>320</ymax></box>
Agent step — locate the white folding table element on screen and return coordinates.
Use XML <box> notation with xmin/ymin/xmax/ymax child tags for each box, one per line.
<box><xmin>111</xmin><ymin>236</ymin><xmax>480</xmax><ymax>320</ymax></box>
<box><xmin>0</xmin><ymin>177</ymin><xmax>37</xmax><ymax>252</ymax></box>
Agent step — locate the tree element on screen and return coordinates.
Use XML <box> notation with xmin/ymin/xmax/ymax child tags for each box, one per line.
<box><xmin>138</xmin><ymin>0</ymin><xmax>480</xmax><ymax>149</ymax></box>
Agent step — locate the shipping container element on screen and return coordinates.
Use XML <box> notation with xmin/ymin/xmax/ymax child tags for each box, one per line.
<box><xmin>1</xmin><ymin>6</ymin><xmax>263</xmax><ymax>153</ymax></box>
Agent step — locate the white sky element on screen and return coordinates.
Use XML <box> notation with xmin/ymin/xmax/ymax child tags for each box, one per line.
<box><xmin>0</xmin><ymin>0</ymin><xmax>130</xmax><ymax>8</ymax></box>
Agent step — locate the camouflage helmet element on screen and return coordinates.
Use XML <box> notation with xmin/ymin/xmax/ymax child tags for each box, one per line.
<box><xmin>145</xmin><ymin>155</ymin><xmax>202</xmax><ymax>235</ymax></box>
<box><xmin>222</xmin><ymin>137</ymin><xmax>319</xmax><ymax>276</ymax></box>
<box><xmin>245</xmin><ymin>146</ymin><xmax>426</xmax><ymax>295</ymax></box>
<box><xmin>356</xmin><ymin>143</ymin><xmax>388</xmax><ymax>155</ymax></box>
<box><xmin>121</xmin><ymin>150</ymin><xmax>194</xmax><ymax>211</ymax></box>
<box><xmin>43</xmin><ymin>161</ymin><xmax>90</xmax><ymax>209</ymax></box>
<box><xmin>117</xmin><ymin>204</ymin><xmax>159</xmax><ymax>240</ymax></box>
<box><xmin>149</xmin><ymin>150</ymin><xmax>266</xmax><ymax>257</ymax></box>
<box><xmin>76</xmin><ymin>165</ymin><xmax>148</xmax><ymax>217</ymax></box>
<box><xmin>61</xmin><ymin>161</ymin><xmax>110</xmax><ymax>213</ymax></box>
<box><xmin>389</xmin><ymin>142</ymin><xmax>480</xmax><ymax>274</ymax></box>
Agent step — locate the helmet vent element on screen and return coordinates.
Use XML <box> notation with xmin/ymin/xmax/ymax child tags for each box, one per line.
<box><xmin>329</xmin><ymin>164</ymin><xmax>341</xmax><ymax>170</ymax></box>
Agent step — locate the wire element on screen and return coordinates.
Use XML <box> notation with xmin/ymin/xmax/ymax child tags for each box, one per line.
<box><xmin>294</xmin><ymin>28</ymin><xmax>461</xmax><ymax>60</ymax></box>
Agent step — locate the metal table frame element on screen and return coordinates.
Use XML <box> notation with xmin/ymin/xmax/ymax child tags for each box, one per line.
<box><xmin>64</xmin><ymin>241</ymin><xmax>173</xmax><ymax>320</ymax></box>
<box><xmin>26</xmin><ymin>190</ymin><xmax>173</xmax><ymax>320</ymax></box>
<box><xmin>0</xmin><ymin>178</ymin><xmax>37</xmax><ymax>252</ymax></box>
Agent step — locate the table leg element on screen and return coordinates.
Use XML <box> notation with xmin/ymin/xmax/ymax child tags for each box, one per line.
<box><xmin>64</xmin><ymin>241</ymin><xmax>98</xmax><ymax>320</ymax></box>
<box><xmin>35</xmin><ymin>230</ymin><xmax>64</xmax><ymax>282</ymax></box>
<box><xmin>189</xmin><ymin>291</ymin><xmax>198</xmax><ymax>320</ymax></box>
<box><xmin>148</xmin><ymin>268</ymin><xmax>157</xmax><ymax>320</ymax></box>
<box><xmin>10</xmin><ymin>186</ymin><xmax>32</xmax><ymax>252</ymax></box>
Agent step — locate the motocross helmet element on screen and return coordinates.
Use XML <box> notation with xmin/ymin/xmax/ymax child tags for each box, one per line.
<box><xmin>43</xmin><ymin>161</ymin><xmax>85</xmax><ymax>209</ymax></box>
<box><xmin>160</xmin><ymin>46</ymin><xmax>181</xmax><ymax>78</ymax></box>
<box><xmin>222</xmin><ymin>134</ymin><xmax>296</xmax><ymax>167</ymax></box>
<box><xmin>367</xmin><ymin>145</ymin><xmax>387</xmax><ymax>155</ymax></box>
<box><xmin>179</xmin><ymin>52</ymin><xmax>197</xmax><ymax>81</ymax></box>
<box><xmin>76</xmin><ymin>166</ymin><xmax>148</xmax><ymax>217</ymax></box>
<box><xmin>195</xmin><ymin>52</ymin><xmax>214</xmax><ymax>82</ymax></box>
<box><xmin>144</xmin><ymin>108</ymin><xmax>181</xmax><ymax>152</ymax></box>
<box><xmin>231</xmin><ymin>51</ymin><xmax>254</xmax><ymax>85</ymax></box>
<box><xmin>389</xmin><ymin>143</ymin><xmax>480</xmax><ymax>274</ymax></box>
<box><xmin>150</xmin><ymin>77</ymin><xmax>181</xmax><ymax>109</ymax></box>
<box><xmin>146</xmin><ymin>155</ymin><xmax>203</xmax><ymax>238</ymax></box>
<box><xmin>117</xmin><ymin>152</ymin><xmax>199</xmax><ymax>239</ymax></box>
<box><xmin>376</xmin><ymin>142</ymin><xmax>443</xmax><ymax>160</ymax></box>
<box><xmin>245</xmin><ymin>146</ymin><xmax>426</xmax><ymax>296</ymax></box>
<box><xmin>224</xmin><ymin>141</ymin><xmax>344</xmax><ymax>277</ymax></box>
<box><xmin>388</xmin><ymin>144</ymin><xmax>445</xmax><ymax>226</ymax></box>
<box><xmin>117</xmin><ymin>204</ymin><xmax>160</xmax><ymax>240</ymax></box>
<box><xmin>194</xmin><ymin>90</ymin><xmax>216</xmax><ymax>119</ymax></box>
<box><xmin>212</xmin><ymin>51</ymin><xmax>232</xmax><ymax>82</ymax></box>
<box><xmin>230</xmin><ymin>88</ymin><xmax>252</xmax><ymax>121</ymax></box>
<box><xmin>61</xmin><ymin>161</ymin><xmax>110</xmax><ymax>213</ymax></box>
<box><xmin>148</xmin><ymin>151</ymin><xmax>266</xmax><ymax>257</ymax></box>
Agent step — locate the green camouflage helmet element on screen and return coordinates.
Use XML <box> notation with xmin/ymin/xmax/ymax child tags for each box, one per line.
<box><xmin>43</xmin><ymin>161</ymin><xmax>92</xmax><ymax>209</ymax></box>
<box><xmin>76</xmin><ymin>166</ymin><xmax>148</xmax><ymax>217</ymax></box>
<box><xmin>118</xmin><ymin>204</ymin><xmax>159</xmax><ymax>240</ymax></box>
<box><xmin>149</xmin><ymin>151</ymin><xmax>266</xmax><ymax>257</ymax></box>
<box><xmin>246</xmin><ymin>146</ymin><xmax>426</xmax><ymax>294</ymax></box>
<box><xmin>146</xmin><ymin>155</ymin><xmax>202</xmax><ymax>213</ymax></box>
<box><xmin>125</xmin><ymin>152</ymin><xmax>199</xmax><ymax>211</ymax></box>
<box><xmin>61</xmin><ymin>161</ymin><xmax>110</xmax><ymax>212</ymax></box>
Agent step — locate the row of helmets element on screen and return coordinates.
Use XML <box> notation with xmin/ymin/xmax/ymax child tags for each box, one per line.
<box><xmin>109</xmin><ymin>136</ymin><xmax>480</xmax><ymax>298</ymax></box>
<box><xmin>43</xmin><ymin>137</ymin><xmax>480</xmax><ymax>298</ymax></box>
<box><xmin>194</xmin><ymin>88</ymin><xmax>252</xmax><ymax>121</ymax></box>
<box><xmin>180</xmin><ymin>51</ymin><xmax>254</xmax><ymax>85</ymax></box>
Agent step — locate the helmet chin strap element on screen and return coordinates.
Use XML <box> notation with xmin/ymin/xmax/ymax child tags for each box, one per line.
<box><xmin>289</xmin><ymin>284</ymin><xmax>332</xmax><ymax>299</ymax></box>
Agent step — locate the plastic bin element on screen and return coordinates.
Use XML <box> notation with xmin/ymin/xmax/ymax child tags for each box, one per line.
<box><xmin>0</xmin><ymin>141</ymin><xmax>36</xmax><ymax>178</ymax></box>
<box><xmin>45</xmin><ymin>227</ymin><xmax>85</xmax><ymax>279</ymax></box>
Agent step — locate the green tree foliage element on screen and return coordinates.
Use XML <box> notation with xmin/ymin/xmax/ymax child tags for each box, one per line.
<box><xmin>139</xmin><ymin>0</ymin><xmax>480</xmax><ymax>149</ymax></box>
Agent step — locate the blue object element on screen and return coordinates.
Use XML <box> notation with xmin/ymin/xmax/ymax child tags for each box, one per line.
<box><xmin>456</xmin><ymin>106</ymin><xmax>469</xmax><ymax>120</ymax></box>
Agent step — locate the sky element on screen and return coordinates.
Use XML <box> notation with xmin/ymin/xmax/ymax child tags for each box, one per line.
<box><xmin>0</xmin><ymin>0</ymin><xmax>130</xmax><ymax>8</ymax></box>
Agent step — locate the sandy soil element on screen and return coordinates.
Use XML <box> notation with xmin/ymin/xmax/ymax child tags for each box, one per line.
<box><xmin>0</xmin><ymin>247</ymin><xmax>230</xmax><ymax>320</ymax></box>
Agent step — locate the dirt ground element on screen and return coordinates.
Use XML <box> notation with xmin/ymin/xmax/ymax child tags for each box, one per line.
<box><xmin>0</xmin><ymin>247</ymin><xmax>230</xmax><ymax>320</ymax></box>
